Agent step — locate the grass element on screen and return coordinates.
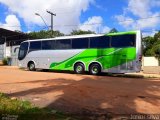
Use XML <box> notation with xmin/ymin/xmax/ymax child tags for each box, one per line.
<box><xmin>0</xmin><ymin>93</ymin><xmax>78</xmax><ymax>120</ymax></box>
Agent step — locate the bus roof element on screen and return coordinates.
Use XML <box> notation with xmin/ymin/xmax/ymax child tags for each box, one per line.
<box><xmin>106</xmin><ymin>30</ymin><xmax>137</xmax><ymax>36</ymax></box>
<box><xmin>24</xmin><ymin>30</ymin><xmax>139</xmax><ymax>42</ymax></box>
<box><xmin>26</xmin><ymin>34</ymin><xmax>103</xmax><ymax>42</ymax></box>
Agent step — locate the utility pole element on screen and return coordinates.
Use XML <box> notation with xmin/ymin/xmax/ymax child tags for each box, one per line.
<box><xmin>46</xmin><ymin>10</ymin><xmax>56</xmax><ymax>36</ymax></box>
<box><xmin>35</xmin><ymin>13</ymin><xmax>49</xmax><ymax>30</ymax></box>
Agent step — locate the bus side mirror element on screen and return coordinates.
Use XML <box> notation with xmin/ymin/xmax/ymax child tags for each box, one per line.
<box><xmin>14</xmin><ymin>47</ymin><xmax>20</xmax><ymax>53</ymax></box>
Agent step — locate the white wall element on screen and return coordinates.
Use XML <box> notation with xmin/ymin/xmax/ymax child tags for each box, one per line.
<box><xmin>143</xmin><ymin>57</ymin><xmax>159</xmax><ymax>66</ymax></box>
<box><xmin>6</xmin><ymin>46</ymin><xmax>11</xmax><ymax>57</ymax></box>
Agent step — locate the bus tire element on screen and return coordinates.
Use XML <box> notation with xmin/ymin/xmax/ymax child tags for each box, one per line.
<box><xmin>74</xmin><ymin>63</ymin><xmax>85</xmax><ymax>74</ymax></box>
<box><xmin>89</xmin><ymin>63</ymin><xmax>101</xmax><ymax>75</ymax></box>
<box><xmin>28</xmin><ymin>62</ymin><xmax>36</xmax><ymax>71</ymax></box>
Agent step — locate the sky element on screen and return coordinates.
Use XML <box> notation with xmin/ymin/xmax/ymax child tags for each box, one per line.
<box><xmin>0</xmin><ymin>0</ymin><xmax>160</xmax><ymax>36</ymax></box>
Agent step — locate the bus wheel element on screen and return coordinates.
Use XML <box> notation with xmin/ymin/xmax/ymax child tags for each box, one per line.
<box><xmin>74</xmin><ymin>63</ymin><xmax>85</xmax><ymax>74</ymax></box>
<box><xmin>89</xmin><ymin>63</ymin><xmax>101</xmax><ymax>75</ymax></box>
<box><xmin>28</xmin><ymin>62</ymin><xmax>36</xmax><ymax>71</ymax></box>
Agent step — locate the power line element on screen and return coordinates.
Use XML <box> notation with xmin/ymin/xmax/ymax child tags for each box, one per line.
<box><xmin>1</xmin><ymin>14</ymin><xmax>160</xmax><ymax>28</ymax></box>
<box><xmin>119</xmin><ymin>15</ymin><xmax>160</xmax><ymax>23</ymax></box>
<box><xmin>54</xmin><ymin>23</ymin><xmax>102</xmax><ymax>27</ymax></box>
<box><xmin>0</xmin><ymin>23</ymin><xmax>102</xmax><ymax>28</ymax></box>
<box><xmin>142</xmin><ymin>29</ymin><xmax>160</xmax><ymax>32</ymax></box>
<box><xmin>0</xmin><ymin>15</ymin><xmax>160</xmax><ymax>34</ymax></box>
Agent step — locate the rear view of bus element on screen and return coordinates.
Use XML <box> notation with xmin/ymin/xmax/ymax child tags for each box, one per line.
<box><xmin>105</xmin><ymin>30</ymin><xmax>142</xmax><ymax>73</ymax></box>
<box><xmin>18</xmin><ymin>30</ymin><xmax>142</xmax><ymax>74</ymax></box>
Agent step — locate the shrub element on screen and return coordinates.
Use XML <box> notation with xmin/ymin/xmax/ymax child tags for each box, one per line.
<box><xmin>2</xmin><ymin>58</ymin><xmax>8</xmax><ymax>65</ymax></box>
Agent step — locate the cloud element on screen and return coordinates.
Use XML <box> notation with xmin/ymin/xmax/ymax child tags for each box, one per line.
<box><xmin>136</xmin><ymin>13</ymin><xmax>160</xmax><ymax>29</ymax></box>
<box><xmin>0</xmin><ymin>14</ymin><xmax>21</xmax><ymax>31</ymax></box>
<box><xmin>151</xmin><ymin>0</ymin><xmax>160</xmax><ymax>7</ymax></box>
<box><xmin>0</xmin><ymin>0</ymin><xmax>94</xmax><ymax>33</ymax></box>
<box><xmin>91</xmin><ymin>1</ymin><xmax>107</xmax><ymax>12</ymax></box>
<box><xmin>127</xmin><ymin>0</ymin><xmax>151</xmax><ymax>18</ymax></box>
<box><xmin>115</xmin><ymin>15</ymin><xmax>134</xmax><ymax>29</ymax></box>
<box><xmin>142</xmin><ymin>31</ymin><xmax>156</xmax><ymax>37</ymax></box>
<box><xmin>79</xmin><ymin>16</ymin><xmax>110</xmax><ymax>33</ymax></box>
<box><xmin>115</xmin><ymin>0</ymin><xmax>160</xmax><ymax>34</ymax></box>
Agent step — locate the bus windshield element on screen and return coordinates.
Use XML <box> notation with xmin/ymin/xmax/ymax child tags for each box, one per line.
<box><xmin>18</xmin><ymin>42</ymin><xmax>28</xmax><ymax>60</ymax></box>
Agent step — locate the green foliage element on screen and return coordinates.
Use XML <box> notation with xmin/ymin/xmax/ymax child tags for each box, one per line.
<box><xmin>109</xmin><ymin>28</ymin><xmax>118</xmax><ymax>33</ymax></box>
<box><xmin>154</xmin><ymin>31</ymin><xmax>160</xmax><ymax>41</ymax></box>
<box><xmin>27</xmin><ymin>30</ymin><xmax>96</xmax><ymax>39</ymax></box>
<box><xmin>2</xmin><ymin>58</ymin><xmax>8</xmax><ymax>65</ymax></box>
<box><xmin>0</xmin><ymin>93</ymin><xmax>7</xmax><ymax>98</ymax></box>
<box><xmin>28</xmin><ymin>30</ymin><xmax>64</xmax><ymax>39</ymax></box>
<box><xmin>142</xmin><ymin>36</ymin><xmax>155</xmax><ymax>56</ymax></box>
<box><xmin>70</xmin><ymin>30</ymin><xmax>95</xmax><ymax>35</ymax></box>
<box><xmin>143</xmin><ymin>31</ymin><xmax>160</xmax><ymax>63</ymax></box>
<box><xmin>0</xmin><ymin>93</ymin><xmax>77</xmax><ymax>120</ymax></box>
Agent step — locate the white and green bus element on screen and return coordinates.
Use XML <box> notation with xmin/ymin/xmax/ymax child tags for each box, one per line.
<box><xmin>18</xmin><ymin>30</ymin><xmax>142</xmax><ymax>75</ymax></box>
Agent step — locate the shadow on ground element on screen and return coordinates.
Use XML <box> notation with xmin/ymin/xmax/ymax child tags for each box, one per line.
<box><xmin>25</xmin><ymin>68</ymin><xmax>145</xmax><ymax>79</ymax></box>
<box><xmin>7</xmin><ymin>74</ymin><xmax>160</xmax><ymax>119</ymax></box>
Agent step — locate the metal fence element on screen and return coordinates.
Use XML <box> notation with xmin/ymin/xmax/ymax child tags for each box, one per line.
<box><xmin>0</xmin><ymin>44</ymin><xmax>4</xmax><ymax>60</ymax></box>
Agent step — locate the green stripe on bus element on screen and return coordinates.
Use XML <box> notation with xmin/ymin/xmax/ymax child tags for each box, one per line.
<box><xmin>49</xmin><ymin>47</ymin><xmax>136</xmax><ymax>71</ymax></box>
<box><xmin>106</xmin><ymin>31</ymin><xmax>137</xmax><ymax>36</ymax></box>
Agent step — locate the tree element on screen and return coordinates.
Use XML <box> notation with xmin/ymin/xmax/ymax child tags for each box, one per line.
<box><xmin>28</xmin><ymin>30</ymin><xmax>64</xmax><ymax>39</ymax></box>
<box><xmin>154</xmin><ymin>31</ymin><xmax>160</xmax><ymax>41</ymax></box>
<box><xmin>109</xmin><ymin>28</ymin><xmax>118</xmax><ymax>33</ymax></box>
<box><xmin>142</xmin><ymin>36</ymin><xmax>155</xmax><ymax>56</ymax></box>
<box><xmin>152</xmin><ymin>32</ymin><xmax>160</xmax><ymax>62</ymax></box>
<box><xmin>28</xmin><ymin>30</ymin><xmax>95</xmax><ymax>39</ymax></box>
<box><xmin>70</xmin><ymin>30</ymin><xmax>95</xmax><ymax>35</ymax></box>
<box><xmin>142</xmin><ymin>31</ymin><xmax>160</xmax><ymax>64</ymax></box>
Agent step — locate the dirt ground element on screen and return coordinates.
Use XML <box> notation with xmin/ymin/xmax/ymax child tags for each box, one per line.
<box><xmin>0</xmin><ymin>66</ymin><xmax>160</xmax><ymax>116</ymax></box>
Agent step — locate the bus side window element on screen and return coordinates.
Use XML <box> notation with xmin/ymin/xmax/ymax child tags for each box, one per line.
<box><xmin>111</xmin><ymin>34</ymin><xmax>136</xmax><ymax>48</ymax></box>
<box><xmin>90</xmin><ymin>36</ymin><xmax>110</xmax><ymax>48</ymax></box>
<box><xmin>72</xmin><ymin>38</ymin><xmax>89</xmax><ymax>49</ymax></box>
<box><xmin>55</xmin><ymin>39</ymin><xmax>72</xmax><ymax>49</ymax></box>
<box><xmin>29</xmin><ymin>41</ymin><xmax>41</xmax><ymax>52</ymax></box>
<box><xmin>42</xmin><ymin>40</ymin><xmax>56</xmax><ymax>50</ymax></box>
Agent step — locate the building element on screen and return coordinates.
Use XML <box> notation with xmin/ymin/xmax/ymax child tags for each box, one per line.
<box><xmin>0</xmin><ymin>28</ymin><xmax>29</xmax><ymax>65</ymax></box>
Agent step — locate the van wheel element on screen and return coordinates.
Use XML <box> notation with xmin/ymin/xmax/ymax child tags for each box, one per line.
<box><xmin>74</xmin><ymin>63</ymin><xmax>85</xmax><ymax>74</ymax></box>
<box><xmin>28</xmin><ymin>62</ymin><xmax>36</xmax><ymax>71</ymax></box>
<box><xmin>89</xmin><ymin>63</ymin><xmax>101</xmax><ymax>75</ymax></box>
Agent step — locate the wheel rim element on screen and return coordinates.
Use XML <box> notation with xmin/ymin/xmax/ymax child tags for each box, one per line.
<box><xmin>30</xmin><ymin>64</ymin><xmax>34</xmax><ymax>70</ymax></box>
<box><xmin>76</xmin><ymin>66</ymin><xmax>82</xmax><ymax>73</ymax></box>
<box><xmin>92</xmin><ymin>66</ymin><xmax>98</xmax><ymax>74</ymax></box>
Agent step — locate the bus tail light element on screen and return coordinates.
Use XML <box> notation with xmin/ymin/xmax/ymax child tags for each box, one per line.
<box><xmin>138</xmin><ymin>55</ymin><xmax>142</xmax><ymax>61</ymax></box>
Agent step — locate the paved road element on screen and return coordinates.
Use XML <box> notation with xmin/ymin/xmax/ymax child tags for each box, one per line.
<box><xmin>0</xmin><ymin>66</ymin><xmax>160</xmax><ymax>115</ymax></box>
